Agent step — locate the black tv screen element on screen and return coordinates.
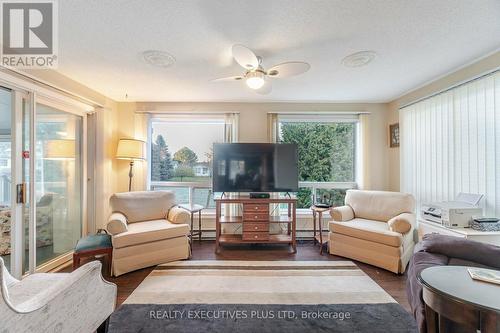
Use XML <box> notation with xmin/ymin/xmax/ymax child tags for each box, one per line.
<box><xmin>212</xmin><ymin>143</ymin><xmax>298</xmax><ymax>193</ymax></box>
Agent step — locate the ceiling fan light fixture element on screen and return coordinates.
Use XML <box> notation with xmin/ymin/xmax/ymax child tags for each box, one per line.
<box><xmin>246</xmin><ymin>71</ymin><xmax>265</xmax><ymax>89</ymax></box>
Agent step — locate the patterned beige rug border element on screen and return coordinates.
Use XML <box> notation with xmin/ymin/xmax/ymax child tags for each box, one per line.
<box><xmin>124</xmin><ymin>260</ymin><xmax>396</xmax><ymax>305</ymax></box>
<box><xmin>157</xmin><ymin>260</ymin><xmax>358</xmax><ymax>270</ymax></box>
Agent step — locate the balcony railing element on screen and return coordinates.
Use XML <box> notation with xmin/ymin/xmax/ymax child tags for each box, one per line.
<box><xmin>149</xmin><ymin>180</ymin><xmax>357</xmax><ymax>211</ymax></box>
<box><xmin>149</xmin><ymin>181</ymin><xmax>215</xmax><ymax>208</ymax></box>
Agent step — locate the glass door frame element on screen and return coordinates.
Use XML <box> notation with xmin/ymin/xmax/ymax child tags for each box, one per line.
<box><xmin>32</xmin><ymin>96</ymin><xmax>88</xmax><ymax>274</ymax></box>
<box><xmin>2</xmin><ymin>85</ymin><xmax>30</xmax><ymax>278</ymax></box>
<box><xmin>1</xmin><ymin>71</ymin><xmax>91</xmax><ymax>278</ymax></box>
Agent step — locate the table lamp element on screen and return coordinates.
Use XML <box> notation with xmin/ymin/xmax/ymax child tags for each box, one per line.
<box><xmin>116</xmin><ymin>138</ymin><xmax>146</xmax><ymax>191</ymax></box>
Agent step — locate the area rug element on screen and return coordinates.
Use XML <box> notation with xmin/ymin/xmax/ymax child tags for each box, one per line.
<box><xmin>109</xmin><ymin>260</ymin><xmax>417</xmax><ymax>332</ymax></box>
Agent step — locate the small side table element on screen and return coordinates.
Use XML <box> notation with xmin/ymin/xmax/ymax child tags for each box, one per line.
<box><xmin>418</xmin><ymin>266</ymin><xmax>500</xmax><ymax>333</ymax></box>
<box><xmin>311</xmin><ymin>205</ymin><xmax>330</xmax><ymax>254</ymax></box>
<box><xmin>179</xmin><ymin>204</ymin><xmax>204</xmax><ymax>246</ymax></box>
<box><xmin>73</xmin><ymin>234</ymin><xmax>113</xmax><ymax>277</ymax></box>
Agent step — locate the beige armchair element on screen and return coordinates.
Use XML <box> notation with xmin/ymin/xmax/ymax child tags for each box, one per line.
<box><xmin>107</xmin><ymin>191</ymin><xmax>190</xmax><ymax>276</ymax></box>
<box><xmin>329</xmin><ymin>190</ymin><xmax>416</xmax><ymax>274</ymax></box>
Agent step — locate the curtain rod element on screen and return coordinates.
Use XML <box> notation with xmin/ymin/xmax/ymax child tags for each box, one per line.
<box><xmin>400</xmin><ymin>68</ymin><xmax>499</xmax><ymax>110</ymax></box>
<box><xmin>135</xmin><ymin>110</ymin><xmax>240</xmax><ymax>114</ymax></box>
<box><xmin>0</xmin><ymin>66</ymin><xmax>104</xmax><ymax>108</ymax></box>
<box><xmin>267</xmin><ymin>111</ymin><xmax>370</xmax><ymax>115</ymax></box>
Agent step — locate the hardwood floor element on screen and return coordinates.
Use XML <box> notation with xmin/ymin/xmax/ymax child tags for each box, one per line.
<box><xmin>77</xmin><ymin>240</ymin><xmax>410</xmax><ymax>312</ymax></box>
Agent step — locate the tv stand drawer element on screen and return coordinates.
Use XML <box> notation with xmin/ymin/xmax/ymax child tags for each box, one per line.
<box><xmin>242</xmin><ymin>232</ymin><xmax>270</xmax><ymax>241</ymax></box>
<box><xmin>243</xmin><ymin>222</ymin><xmax>269</xmax><ymax>232</ymax></box>
<box><xmin>243</xmin><ymin>212</ymin><xmax>269</xmax><ymax>222</ymax></box>
<box><xmin>243</xmin><ymin>203</ymin><xmax>269</xmax><ymax>213</ymax></box>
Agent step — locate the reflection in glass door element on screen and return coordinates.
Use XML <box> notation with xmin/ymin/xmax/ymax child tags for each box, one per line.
<box><xmin>35</xmin><ymin>103</ymin><xmax>83</xmax><ymax>268</ymax></box>
<box><xmin>0</xmin><ymin>88</ymin><xmax>30</xmax><ymax>276</ymax></box>
<box><xmin>0</xmin><ymin>88</ymin><xmax>13</xmax><ymax>270</ymax></box>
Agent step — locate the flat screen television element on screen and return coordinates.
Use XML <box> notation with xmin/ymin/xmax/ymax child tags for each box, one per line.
<box><xmin>212</xmin><ymin>143</ymin><xmax>298</xmax><ymax>193</ymax></box>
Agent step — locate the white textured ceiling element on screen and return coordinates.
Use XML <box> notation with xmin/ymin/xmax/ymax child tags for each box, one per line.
<box><xmin>57</xmin><ymin>0</ymin><xmax>500</xmax><ymax>102</ymax></box>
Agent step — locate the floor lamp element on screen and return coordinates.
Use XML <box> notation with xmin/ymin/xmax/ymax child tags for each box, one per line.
<box><xmin>116</xmin><ymin>139</ymin><xmax>146</xmax><ymax>192</ymax></box>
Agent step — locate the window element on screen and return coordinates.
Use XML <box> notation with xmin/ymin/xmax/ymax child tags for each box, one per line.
<box><xmin>277</xmin><ymin>114</ymin><xmax>359</xmax><ymax>209</ymax></box>
<box><xmin>401</xmin><ymin>71</ymin><xmax>500</xmax><ymax>216</ymax></box>
<box><xmin>149</xmin><ymin>114</ymin><xmax>237</xmax><ymax>209</ymax></box>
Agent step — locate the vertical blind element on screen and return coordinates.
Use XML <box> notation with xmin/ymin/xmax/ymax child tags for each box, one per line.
<box><xmin>400</xmin><ymin>70</ymin><xmax>500</xmax><ymax>215</ymax></box>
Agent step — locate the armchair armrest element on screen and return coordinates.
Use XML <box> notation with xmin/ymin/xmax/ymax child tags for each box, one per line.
<box><xmin>1</xmin><ymin>262</ymin><xmax>116</xmax><ymax>332</ymax></box>
<box><xmin>330</xmin><ymin>205</ymin><xmax>354</xmax><ymax>222</ymax></box>
<box><xmin>167</xmin><ymin>206</ymin><xmax>190</xmax><ymax>224</ymax></box>
<box><xmin>107</xmin><ymin>212</ymin><xmax>128</xmax><ymax>235</ymax></box>
<box><xmin>387</xmin><ymin>212</ymin><xmax>415</xmax><ymax>234</ymax></box>
<box><xmin>6</xmin><ymin>261</ymin><xmax>116</xmax><ymax>314</ymax></box>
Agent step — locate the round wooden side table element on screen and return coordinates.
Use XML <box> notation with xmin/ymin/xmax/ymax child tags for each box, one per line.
<box><xmin>310</xmin><ymin>205</ymin><xmax>330</xmax><ymax>254</ymax></box>
<box><xmin>418</xmin><ymin>266</ymin><xmax>500</xmax><ymax>333</ymax></box>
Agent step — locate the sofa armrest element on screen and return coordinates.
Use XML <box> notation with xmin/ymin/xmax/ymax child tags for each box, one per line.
<box><xmin>388</xmin><ymin>212</ymin><xmax>415</xmax><ymax>234</ymax></box>
<box><xmin>330</xmin><ymin>205</ymin><xmax>354</xmax><ymax>222</ymax></box>
<box><xmin>106</xmin><ymin>212</ymin><xmax>128</xmax><ymax>235</ymax></box>
<box><xmin>419</xmin><ymin>234</ymin><xmax>500</xmax><ymax>269</ymax></box>
<box><xmin>167</xmin><ymin>206</ymin><xmax>190</xmax><ymax>224</ymax></box>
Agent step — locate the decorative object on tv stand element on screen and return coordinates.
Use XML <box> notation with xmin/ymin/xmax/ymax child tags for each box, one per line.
<box><xmin>116</xmin><ymin>138</ymin><xmax>146</xmax><ymax>191</ymax></box>
<box><xmin>389</xmin><ymin>123</ymin><xmax>399</xmax><ymax>148</ymax></box>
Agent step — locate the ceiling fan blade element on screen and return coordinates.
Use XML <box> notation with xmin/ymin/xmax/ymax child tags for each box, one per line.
<box><xmin>211</xmin><ymin>76</ymin><xmax>244</xmax><ymax>82</ymax></box>
<box><xmin>267</xmin><ymin>62</ymin><xmax>310</xmax><ymax>78</ymax></box>
<box><xmin>232</xmin><ymin>44</ymin><xmax>259</xmax><ymax>70</ymax></box>
<box><xmin>255</xmin><ymin>81</ymin><xmax>272</xmax><ymax>95</ymax></box>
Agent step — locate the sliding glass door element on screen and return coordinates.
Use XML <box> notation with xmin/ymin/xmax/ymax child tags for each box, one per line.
<box><xmin>0</xmin><ymin>81</ymin><xmax>86</xmax><ymax>277</ymax></box>
<box><xmin>0</xmin><ymin>88</ymin><xmax>14</xmax><ymax>271</ymax></box>
<box><xmin>0</xmin><ymin>87</ymin><xmax>31</xmax><ymax>276</ymax></box>
<box><xmin>34</xmin><ymin>103</ymin><xmax>83</xmax><ymax>268</ymax></box>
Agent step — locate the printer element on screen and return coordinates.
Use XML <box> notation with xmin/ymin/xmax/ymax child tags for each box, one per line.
<box><xmin>421</xmin><ymin>193</ymin><xmax>483</xmax><ymax>228</ymax></box>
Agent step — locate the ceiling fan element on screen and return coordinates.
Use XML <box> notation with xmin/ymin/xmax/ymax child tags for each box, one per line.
<box><xmin>212</xmin><ymin>44</ymin><xmax>311</xmax><ymax>94</ymax></box>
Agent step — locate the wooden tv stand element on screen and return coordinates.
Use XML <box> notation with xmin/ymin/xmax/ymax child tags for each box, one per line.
<box><xmin>214</xmin><ymin>196</ymin><xmax>297</xmax><ymax>253</ymax></box>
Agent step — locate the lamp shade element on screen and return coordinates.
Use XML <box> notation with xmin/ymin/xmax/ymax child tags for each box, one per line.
<box><xmin>44</xmin><ymin>140</ymin><xmax>76</xmax><ymax>160</ymax></box>
<box><xmin>116</xmin><ymin>139</ymin><xmax>146</xmax><ymax>160</ymax></box>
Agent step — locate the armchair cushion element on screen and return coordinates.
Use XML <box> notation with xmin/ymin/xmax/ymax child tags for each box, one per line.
<box><xmin>111</xmin><ymin>219</ymin><xmax>189</xmax><ymax>249</ymax></box>
<box><xmin>330</xmin><ymin>218</ymin><xmax>403</xmax><ymax>247</ymax></box>
<box><xmin>345</xmin><ymin>190</ymin><xmax>415</xmax><ymax>222</ymax></box>
<box><xmin>167</xmin><ymin>207</ymin><xmax>190</xmax><ymax>224</ymax></box>
<box><xmin>330</xmin><ymin>205</ymin><xmax>354</xmax><ymax>222</ymax></box>
<box><xmin>107</xmin><ymin>213</ymin><xmax>128</xmax><ymax>235</ymax></box>
<box><xmin>387</xmin><ymin>213</ymin><xmax>414</xmax><ymax>234</ymax></box>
